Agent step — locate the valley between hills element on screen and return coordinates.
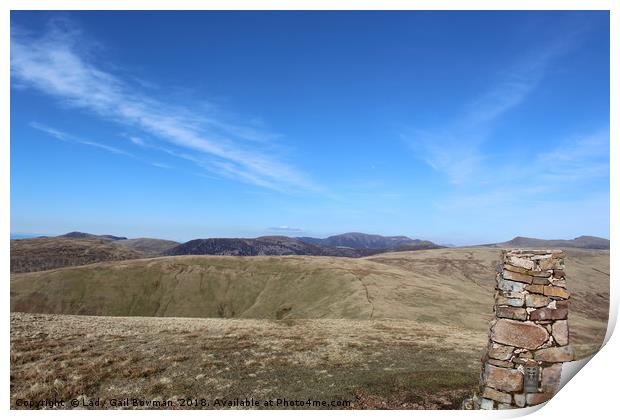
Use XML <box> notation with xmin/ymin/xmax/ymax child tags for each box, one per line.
<box><xmin>10</xmin><ymin>232</ymin><xmax>610</xmax><ymax>409</ymax></box>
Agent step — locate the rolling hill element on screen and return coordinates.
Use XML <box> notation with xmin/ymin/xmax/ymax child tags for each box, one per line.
<box><xmin>10</xmin><ymin>247</ymin><xmax>609</xmax><ymax>358</ymax></box>
<box><xmin>164</xmin><ymin>236</ymin><xmax>375</xmax><ymax>258</ymax></box>
<box><xmin>10</xmin><ymin>236</ymin><xmax>145</xmax><ymax>273</ymax></box>
<box><xmin>10</xmin><ymin>247</ymin><xmax>609</xmax><ymax>409</ymax></box>
<box><xmin>10</xmin><ymin>231</ymin><xmax>608</xmax><ymax>276</ymax></box>
<box><xmin>114</xmin><ymin>238</ymin><xmax>180</xmax><ymax>255</ymax></box>
<box><xmin>166</xmin><ymin>233</ymin><xmax>443</xmax><ymax>257</ymax></box>
<box><xmin>487</xmin><ymin>235</ymin><xmax>609</xmax><ymax>249</ymax></box>
<box><xmin>10</xmin><ymin>231</ymin><xmax>443</xmax><ymax>273</ymax></box>
<box><xmin>297</xmin><ymin>232</ymin><xmax>441</xmax><ymax>250</ymax></box>
<box><xmin>60</xmin><ymin>231</ymin><xmax>128</xmax><ymax>241</ymax></box>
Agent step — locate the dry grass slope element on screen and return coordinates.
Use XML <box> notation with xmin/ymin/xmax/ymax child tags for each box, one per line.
<box><xmin>11</xmin><ymin>313</ymin><xmax>484</xmax><ymax>409</ymax></box>
<box><xmin>114</xmin><ymin>238</ymin><xmax>180</xmax><ymax>256</ymax></box>
<box><xmin>10</xmin><ymin>247</ymin><xmax>609</xmax><ymax>409</ymax></box>
<box><xmin>10</xmin><ymin>247</ymin><xmax>608</xmax><ymax>357</ymax></box>
<box><xmin>365</xmin><ymin>247</ymin><xmax>609</xmax><ymax>358</ymax></box>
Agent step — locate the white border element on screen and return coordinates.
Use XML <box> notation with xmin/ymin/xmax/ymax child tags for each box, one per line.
<box><xmin>2</xmin><ymin>1</ymin><xmax>616</xmax><ymax>419</ymax></box>
<box><xmin>0</xmin><ymin>0</ymin><xmax>616</xmax><ymax>11</ymax></box>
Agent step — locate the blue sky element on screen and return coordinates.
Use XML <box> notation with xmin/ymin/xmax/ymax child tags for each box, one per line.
<box><xmin>10</xmin><ymin>11</ymin><xmax>610</xmax><ymax>244</ymax></box>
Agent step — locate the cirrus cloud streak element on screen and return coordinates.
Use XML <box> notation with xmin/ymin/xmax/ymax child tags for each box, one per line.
<box><xmin>11</xmin><ymin>20</ymin><xmax>318</xmax><ymax>193</ymax></box>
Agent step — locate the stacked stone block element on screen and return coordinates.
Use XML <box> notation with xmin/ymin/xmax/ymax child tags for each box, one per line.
<box><xmin>479</xmin><ymin>249</ymin><xmax>574</xmax><ymax>409</ymax></box>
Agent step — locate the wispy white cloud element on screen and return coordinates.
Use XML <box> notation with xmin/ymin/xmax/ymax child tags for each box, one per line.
<box><xmin>267</xmin><ymin>226</ymin><xmax>304</xmax><ymax>233</ymax></box>
<box><xmin>404</xmin><ymin>128</ymin><xmax>485</xmax><ymax>184</ymax></box>
<box><xmin>400</xmin><ymin>21</ymin><xmax>608</xmax><ymax>240</ymax></box>
<box><xmin>403</xmin><ymin>32</ymin><xmax>584</xmax><ymax>185</ymax></box>
<box><xmin>127</xmin><ymin>136</ymin><xmax>146</xmax><ymax>146</ymax></box>
<box><xmin>149</xmin><ymin>162</ymin><xmax>173</xmax><ymax>170</ymax></box>
<box><xmin>536</xmin><ymin>128</ymin><xmax>609</xmax><ymax>182</ymax></box>
<box><xmin>32</xmin><ymin>122</ymin><xmax>183</xmax><ymax>172</ymax></box>
<box><xmin>30</xmin><ymin>121</ymin><xmax>133</xmax><ymax>157</ymax></box>
<box><xmin>11</xmin><ymin>19</ymin><xmax>317</xmax><ymax>193</ymax></box>
<box><xmin>475</xmin><ymin>127</ymin><xmax>609</xmax><ymax>190</ymax></box>
<box><xmin>432</xmin><ymin>127</ymin><xmax>610</xmax><ymax>217</ymax></box>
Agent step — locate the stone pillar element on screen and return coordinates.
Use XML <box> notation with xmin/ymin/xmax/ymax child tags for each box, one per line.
<box><xmin>478</xmin><ymin>249</ymin><xmax>574</xmax><ymax>409</ymax></box>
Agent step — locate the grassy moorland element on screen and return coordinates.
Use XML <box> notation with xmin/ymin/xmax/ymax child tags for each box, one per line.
<box><xmin>11</xmin><ymin>314</ymin><xmax>484</xmax><ymax>409</ymax></box>
<box><xmin>10</xmin><ymin>247</ymin><xmax>609</xmax><ymax>409</ymax></box>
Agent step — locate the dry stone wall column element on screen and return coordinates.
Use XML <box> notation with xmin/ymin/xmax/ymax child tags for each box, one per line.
<box><xmin>478</xmin><ymin>249</ymin><xmax>574</xmax><ymax>409</ymax></box>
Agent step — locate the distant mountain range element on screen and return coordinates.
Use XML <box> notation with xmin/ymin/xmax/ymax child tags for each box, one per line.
<box><xmin>10</xmin><ymin>231</ymin><xmax>609</xmax><ymax>274</ymax></box>
<box><xmin>60</xmin><ymin>231</ymin><xmax>129</xmax><ymax>241</ymax></box>
<box><xmin>484</xmin><ymin>235</ymin><xmax>610</xmax><ymax>250</ymax></box>
<box><xmin>165</xmin><ymin>236</ymin><xmax>362</xmax><ymax>257</ymax></box>
<box><xmin>296</xmin><ymin>232</ymin><xmax>436</xmax><ymax>250</ymax></box>
<box><xmin>10</xmin><ymin>231</ymin><xmax>442</xmax><ymax>272</ymax></box>
<box><xmin>164</xmin><ymin>233</ymin><xmax>440</xmax><ymax>257</ymax></box>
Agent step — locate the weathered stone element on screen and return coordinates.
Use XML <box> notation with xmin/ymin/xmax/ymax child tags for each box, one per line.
<box><xmin>502</xmin><ymin>270</ymin><xmax>533</xmax><ymax>284</ymax></box>
<box><xmin>517</xmin><ymin>249</ymin><xmax>562</xmax><ymax>256</ymax></box>
<box><xmin>498</xmin><ymin>290</ymin><xmax>526</xmax><ymax>299</ymax></box>
<box><xmin>488</xmin><ymin>358</ymin><xmax>515</xmax><ymax>368</ymax></box>
<box><xmin>505</xmin><ymin>253</ymin><xmax>533</xmax><ymax>259</ymax></box>
<box><xmin>532</xmin><ymin>277</ymin><xmax>551</xmax><ymax>285</ymax></box>
<box><xmin>495</xmin><ymin>262</ymin><xmax>503</xmax><ymax>273</ymax></box>
<box><xmin>496</xmin><ymin>295</ymin><xmax>525</xmax><ymax>307</ymax></box>
<box><xmin>504</xmin><ymin>264</ymin><xmax>550</xmax><ymax>278</ymax></box>
<box><xmin>530</xmin><ymin>254</ymin><xmax>552</xmax><ymax>260</ymax></box>
<box><xmin>513</xmin><ymin>394</ymin><xmax>526</xmax><ymax>408</ymax></box>
<box><xmin>526</xmin><ymin>392</ymin><xmax>553</xmax><ymax>405</ymax></box>
<box><xmin>507</xmin><ymin>256</ymin><xmax>535</xmax><ymax>270</ymax></box>
<box><xmin>491</xmin><ymin>319</ymin><xmax>549</xmax><ymax>349</ymax></box>
<box><xmin>488</xmin><ymin>343</ymin><xmax>514</xmax><ymax>361</ymax></box>
<box><xmin>552</xmin><ymin>320</ymin><xmax>569</xmax><ymax>346</ymax></box>
<box><xmin>479</xmin><ymin>398</ymin><xmax>494</xmax><ymax>410</ymax></box>
<box><xmin>498</xmin><ymin>278</ymin><xmax>526</xmax><ymax>293</ymax></box>
<box><xmin>514</xmin><ymin>349</ymin><xmax>533</xmax><ymax>358</ymax></box>
<box><xmin>484</xmin><ymin>364</ymin><xmax>523</xmax><ymax>392</ymax></box>
<box><xmin>482</xmin><ymin>387</ymin><xmax>512</xmax><ymax>404</ymax></box>
<box><xmin>541</xmin><ymin>363</ymin><xmax>562</xmax><ymax>392</ymax></box>
<box><xmin>533</xmin><ymin>270</ymin><xmax>552</xmax><ymax>278</ymax></box>
<box><xmin>525</xmin><ymin>284</ymin><xmax>545</xmax><ymax>294</ymax></box>
<box><xmin>513</xmin><ymin>353</ymin><xmax>534</xmax><ymax>363</ymax></box>
<box><xmin>552</xmin><ymin>279</ymin><xmax>567</xmax><ymax>288</ymax></box>
<box><xmin>534</xmin><ymin>346</ymin><xmax>575</xmax><ymax>362</ymax></box>
<box><xmin>530</xmin><ymin>307</ymin><xmax>568</xmax><ymax>321</ymax></box>
<box><xmin>497</xmin><ymin>403</ymin><xmax>512</xmax><ymax>409</ymax></box>
<box><xmin>538</xmin><ymin>258</ymin><xmax>562</xmax><ymax>271</ymax></box>
<box><xmin>525</xmin><ymin>294</ymin><xmax>551</xmax><ymax>308</ymax></box>
<box><xmin>481</xmin><ymin>249</ymin><xmax>570</xmax><ymax>409</ymax></box>
<box><xmin>503</xmin><ymin>264</ymin><xmax>530</xmax><ymax>274</ymax></box>
<box><xmin>543</xmin><ymin>286</ymin><xmax>570</xmax><ymax>299</ymax></box>
<box><xmin>496</xmin><ymin>306</ymin><xmax>528</xmax><ymax>321</ymax></box>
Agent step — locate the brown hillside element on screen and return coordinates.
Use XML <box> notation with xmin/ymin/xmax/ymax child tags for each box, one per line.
<box><xmin>10</xmin><ymin>247</ymin><xmax>608</xmax><ymax>358</ymax></box>
<box><xmin>10</xmin><ymin>237</ymin><xmax>146</xmax><ymax>273</ymax></box>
